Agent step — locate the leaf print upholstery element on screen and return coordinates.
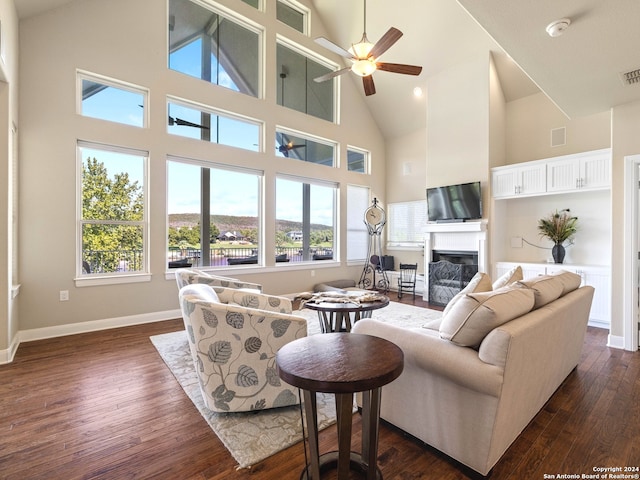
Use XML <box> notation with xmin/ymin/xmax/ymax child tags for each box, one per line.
<box><xmin>178</xmin><ymin>283</ymin><xmax>307</xmax><ymax>412</ymax></box>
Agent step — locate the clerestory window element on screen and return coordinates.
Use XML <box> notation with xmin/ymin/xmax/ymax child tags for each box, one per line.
<box><xmin>276</xmin><ymin>40</ymin><xmax>334</xmax><ymax>122</ymax></box>
<box><xmin>168</xmin><ymin>98</ymin><xmax>261</xmax><ymax>151</ymax></box>
<box><xmin>275</xmin><ymin>128</ymin><xmax>335</xmax><ymax>166</ymax></box>
<box><xmin>169</xmin><ymin>0</ymin><xmax>261</xmax><ymax>98</ymax></box>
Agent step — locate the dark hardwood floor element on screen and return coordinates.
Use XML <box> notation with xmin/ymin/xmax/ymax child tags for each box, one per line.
<box><xmin>1</xmin><ymin>294</ymin><xmax>638</xmax><ymax>479</ymax></box>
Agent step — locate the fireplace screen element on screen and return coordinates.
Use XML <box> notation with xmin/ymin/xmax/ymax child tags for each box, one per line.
<box><xmin>428</xmin><ymin>260</ymin><xmax>478</xmax><ymax>307</ymax></box>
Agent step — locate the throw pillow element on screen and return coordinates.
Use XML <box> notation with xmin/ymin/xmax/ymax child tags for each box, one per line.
<box><xmin>439</xmin><ymin>286</ymin><xmax>535</xmax><ymax>348</ymax></box>
<box><xmin>549</xmin><ymin>270</ymin><xmax>582</xmax><ymax>295</ymax></box>
<box><xmin>515</xmin><ymin>275</ymin><xmax>564</xmax><ymax>309</ymax></box>
<box><xmin>442</xmin><ymin>272</ymin><xmax>493</xmax><ymax>317</ymax></box>
<box><xmin>492</xmin><ymin>265</ymin><xmax>523</xmax><ymax>290</ymax></box>
<box><xmin>179</xmin><ymin>283</ymin><xmax>220</xmax><ymax>303</ymax></box>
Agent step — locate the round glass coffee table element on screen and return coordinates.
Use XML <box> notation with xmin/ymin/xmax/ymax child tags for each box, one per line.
<box><xmin>304</xmin><ymin>295</ymin><xmax>389</xmax><ymax>333</ymax></box>
<box><xmin>276</xmin><ymin>333</ymin><xmax>404</xmax><ymax>480</ymax></box>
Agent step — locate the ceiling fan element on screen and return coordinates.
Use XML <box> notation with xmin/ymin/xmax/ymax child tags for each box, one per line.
<box><xmin>276</xmin><ymin>133</ymin><xmax>305</xmax><ymax>157</ymax></box>
<box><xmin>313</xmin><ymin>0</ymin><xmax>423</xmax><ymax>96</ymax></box>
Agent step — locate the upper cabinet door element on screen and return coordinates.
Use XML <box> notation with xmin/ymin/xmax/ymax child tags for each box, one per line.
<box><xmin>547</xmin><ymin>149</ymin><xmax>611</xmax><ymax>193</ymax></box>
<box><xmin>491</xmin><ymin>163</ymin><xmax>546</xmax><ymax>198</ymax></box>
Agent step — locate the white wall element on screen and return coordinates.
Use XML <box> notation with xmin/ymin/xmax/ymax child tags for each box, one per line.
<box><xmin>0</xmin><ymin>1</ymin><xmax>19</xmax><ymax>358</ymax></box>
<box><xmin>17</xmin><ymin>0</ymin><xmax>385</xmax><ymax>334</ymax></box>
<box><xmin>494</xmin><ymin>190</ymin><xmax>610</xmax><ymax>265</ymax></box>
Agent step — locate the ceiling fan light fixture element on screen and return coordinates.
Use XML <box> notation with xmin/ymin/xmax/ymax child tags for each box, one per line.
<box><xmin>349</xmin><ymin>34</ymin><xmax>374</xmax><ymax>59</ymax></box>
<box><xmin>351</xmin><ymin>59</ymin><xmax>377</xmax><ymax>77</ymax></box>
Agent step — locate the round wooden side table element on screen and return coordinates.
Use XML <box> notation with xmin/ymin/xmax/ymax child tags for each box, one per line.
<box><xmin>304</xmin><ymin>296</ymin><xmax>389</xmax><ymax>333</ymax></box>
<box><xmin>276</xmin><ymin>333</ymin><xmax>404</xmax><ymax>480</ymax></box>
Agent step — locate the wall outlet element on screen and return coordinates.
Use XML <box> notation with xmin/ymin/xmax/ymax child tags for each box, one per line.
<box><xmin>510</xmin><ymin>236</ymin><xmax>523</xmax><ymax>248</ymax></box>
<box><xmin>310</xmin><ymin>270</ymin><xmax>315</xmax><ymax>277</ymax></box>
<box><xmin>59</xmin><ymin>290</ymin><xmax>69</xmax><ymax>301</ymax></box>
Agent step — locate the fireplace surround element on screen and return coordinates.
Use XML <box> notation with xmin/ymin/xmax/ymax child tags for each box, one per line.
<box><xmin>423</xmin><ymin>220</ymin><xmax>488</xmax><ymax>303</ymax></box>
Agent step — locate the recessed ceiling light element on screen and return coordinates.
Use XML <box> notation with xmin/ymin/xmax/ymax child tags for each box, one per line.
<box><xmin>546</xmin><ymin>18</ymin><xmax>571</xmax><ymax>37</ymax></box>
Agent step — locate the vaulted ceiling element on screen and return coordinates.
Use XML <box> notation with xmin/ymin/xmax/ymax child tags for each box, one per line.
<box><xmin>14</xmin><ymin>0</ymin><xmax>640</xmax><ymax>139</ymax></box>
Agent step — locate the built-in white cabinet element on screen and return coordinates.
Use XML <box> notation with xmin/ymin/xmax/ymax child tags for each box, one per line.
<box><xmin>491</xmin><ymin>148</ymin><xmax>611</xmax><ymax>199</ymax></box>
<box><xmin>495</xmin><ymin>262</ymin><xmax>610</xmax><ymax>328</ymax></box>
<box><xmin>546</xmin><ymin>149</ymin><xmax>610</xmax><ymax>193</ymax></box>
<box><xmin>492</xmin><ymin>162</ymin><xmax>547</xmax><ymax>198</ymax></box>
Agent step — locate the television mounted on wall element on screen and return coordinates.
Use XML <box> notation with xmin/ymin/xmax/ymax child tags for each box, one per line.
<box><xmin>426</xmin><ymin>181</ymin><xmax>482</xmax><ymax>222</ymax></box>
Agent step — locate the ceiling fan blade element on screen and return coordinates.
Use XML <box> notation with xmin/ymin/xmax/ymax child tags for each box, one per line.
<box><xmin>368</xmin><ymin>27</ymin><xmax>403</xmax><ymax>59</ymax></box>
<box><xmin>315</xmin><ymin>37</ymin><xmax>354</xmax><ymax>59</ymax></box>
<box><xmin>377</xmin><ymin>62</ymin><xmax>423</xmax><ymax>76</ymax></box>
<box><xmin>314</xmin><ymin>67</ymin><xmax>351</xmax><ymax>83</ymax></box>
<box><xmin>363</xmin><ymin>75</ymin><xmax>376</xmax><ymax>96</ymax></box>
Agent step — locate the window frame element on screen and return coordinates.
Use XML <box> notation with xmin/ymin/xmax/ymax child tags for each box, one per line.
<box><xmin>276</xmin><ymin>35</ymin><xmax>339</xmax><ymax>123</ymax></box>
<box><xmin>346</xmin><ymin>184</ymin><xmax>370</xmax><ymax>263</ymax></box>
<box><xmin>168</xmin><ymin>0</ymin><xmax>264</xmax><ymax>99</ymax></box>
<box><xmin>386</xmin><ymin>200</ymin><xmax>428</xmax><ymax>251</ymax></box>
<box><xmin>347</xmin><ymin>146</ymin><xmax>370</xmax><ymax>174</ymax></box>
<box><xmin>275</xmin><ymin>173</ymin><xmax>339</xmax><ymax>265</ymax></box>
<box><xmin>276</xmin><ymin>0</ymin><xmax>310</xmax><ymax>35</ymax></box>
<box><xmin>167</xmin><ymin>96</ymin><xmax>263</xmax><ymax>152</ymax></box>
<box><xmin>275</xmin><ymin>126</ymin><xmax>337</xmax><ymax>167</ymax></box>
<box><xmin>76</xmin><ymin>141</ymin><xmax>150</xmax><ymax>286</ymax></box>
<box><xmin>166</xmin><ymin>155</ymin><xmax>264</xmax><ymax>271</ymax></box>
<box><xmin>76</xmin><ymin>70</ymin><xmax>149</xmax><ymax>128</ymax></box>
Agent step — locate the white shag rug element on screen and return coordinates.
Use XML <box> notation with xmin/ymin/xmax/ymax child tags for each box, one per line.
<box><xmin>150</xmin><ymin>300</ymin><xmax>442</xmax><ymax>469</ymax></box>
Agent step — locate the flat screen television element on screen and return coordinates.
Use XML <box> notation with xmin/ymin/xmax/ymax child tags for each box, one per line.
<box><xmin>427</xmin><ymin>181</ymin><xmax>482</xmax><ymax>222</ymax></box>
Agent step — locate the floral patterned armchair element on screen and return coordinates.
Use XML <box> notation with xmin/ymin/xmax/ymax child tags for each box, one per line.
<box><xmin>175</xmin><ymin>268</ymin><xmax>262</xmax><ymax>292</ymax></box>
<box><xmin>178</xmin><ymin>283</ymin><xmax>307</xmax><ymax>412</ymax></box>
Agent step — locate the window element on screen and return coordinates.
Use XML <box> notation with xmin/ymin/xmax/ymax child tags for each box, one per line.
<box><xmin>276</xmin><ymin>176</ymin><xmax>336</xmax><ymax>262</ymax></box>
<box><xmin>78</xmin><ymin>71</ymin><xmax>147</xmax><ymax>127</ymax></box>
<box><xmin>277</xmin><ymin>0</ymin><xmax>308</xmax><ymax>34</ymax></box>
<box><xmin>347</xmin><ymin>185</ymin><xmax>369</xmax><ymax>261</ymax></box>
<box><xmin>276</xmin><ymin>41</ymin><xmax>334</xmax><ymax>122</ymax></box>
<box><xmin>347</xmin><ymin>147</ymin><xmax>369</xmax><ymax>173</ymax></box>
<box><xmin>275</xmin><ymin>129</ymin><xmax>335</xmax><ymax>166</ymax></box>
<box><xmin>387</xmin><ymin>200</ymin><xmax>428</xmax><ymax>248</ymax></box>
<box><xmin>168</xmin><ymin>99</ymin><xmax>260</xmax><ymax>151</ymax></box>
<box><xmin>167</xmin><ymin>159</ymin><xmax>262</xmax><ymax>268</ymax></box>
<box><xmin>169</xmin><ymin>0</ymin><xmax>261</xmax><ymax>97</ymax></box>
<box><xmin>79</xmin><ymin>142</ymin><xmax>147</xmax><ymax>277</ymax></box>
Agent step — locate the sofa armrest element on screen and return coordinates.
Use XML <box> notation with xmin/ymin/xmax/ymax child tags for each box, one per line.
<box><xmin>352</xmin><ymin>319</ymin><xmax>504</xmax><ymax>396</ymax></box>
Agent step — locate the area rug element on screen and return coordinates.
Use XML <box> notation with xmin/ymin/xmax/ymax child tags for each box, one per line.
<box><xmin>150</xmin><ymin>301</ymin><xmax>442</xmax><ymax>469</ymax></box>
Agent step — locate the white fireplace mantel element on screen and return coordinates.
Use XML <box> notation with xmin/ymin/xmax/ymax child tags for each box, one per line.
<box><xmin>424</xmin><ymin>219</ymin><xmax>488</xmax><ymax>234</ymax></box>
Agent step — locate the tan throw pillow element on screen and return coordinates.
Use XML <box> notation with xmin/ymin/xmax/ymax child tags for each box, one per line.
<box><xmin>515</xmin><ymin>275</ymin><xmax>564</xmax><ymax>309</ymax></box>
<box><xmin>492</xmin><ymin>265</ymin><xmax>523</xmax><ymax>290</ymax></box>
<box><xmin>439</xmin><ymin>286</ymin><xmax>535</xmax><ymax>348</ymax></box>
<box><xmin>442</xmin><ymin>272</ymin><xmax>493</xmax><ymax>317</ymax></box>
<box><xmin>549</xmin><ymin>270</ymin><xmax>582</xmax><ymax>295</ymax></box>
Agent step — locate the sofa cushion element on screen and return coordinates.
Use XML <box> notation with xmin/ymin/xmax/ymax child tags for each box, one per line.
<box><xmin>439</xmin><ymin>286</ymin><xmax>535</xmax><ymax>347</ymax></box>
<box><xmin>515</xmin><ymin>275</ymin><xmax>564</xmax><ymax>309</ymax></box>
<box><xmin>492</xmin><ymin>265</ymin><xmax>523</xmax><ymax>290</ymax></box>
<box><xmin>442</xmin><ymin>272</ymin><xmax>493</xmax><ymax>317</ymax></box>
<box><xmin>550</xmin><ymin>270</ymin><xmax>582</xmax><ymax>295</ymax></box>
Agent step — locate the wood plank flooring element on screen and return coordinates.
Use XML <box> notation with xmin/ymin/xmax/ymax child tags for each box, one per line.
<box><xmin>1</xmin><ymin>295</ymin><xmax>638</xmax><ymax>479</ymax></box>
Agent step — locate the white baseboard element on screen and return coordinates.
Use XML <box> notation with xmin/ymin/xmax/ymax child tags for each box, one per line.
<box><xmin>0</xmin><ymin>309</ymin><xmax>182</xmax><ymax>364</ymax></box>
<box><xmin>607</xmin><ymin>333</ymin><xmax>625</xmax><ymax>350</ymax></box>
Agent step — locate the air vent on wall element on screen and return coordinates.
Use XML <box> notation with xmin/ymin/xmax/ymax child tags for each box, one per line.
<box><xmin>551</xmin><ymin>127</ymin><xmax>566</xmax><ymax>147</ymax></box>
<box><xmin>620</xmin><ymin>68</ymin><xmax>640</xmax><ymax>86</ymax></box>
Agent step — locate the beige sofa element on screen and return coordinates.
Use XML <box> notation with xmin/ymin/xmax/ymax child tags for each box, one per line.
<box><xmin>352</xmin><ymin>269</ymin><xmax>594</xmax><ymax>475</ymax></box>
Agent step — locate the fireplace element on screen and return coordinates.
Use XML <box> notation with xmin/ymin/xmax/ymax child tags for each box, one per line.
<box><xmin>423</xmin><ymin>220</ymin><xmax>488</xmax><ymax>304</ymax></box>
<box><xmin>428</xmin><ymin>250</ymin><xmax>479</xmax><ymax>306</ymax></box>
